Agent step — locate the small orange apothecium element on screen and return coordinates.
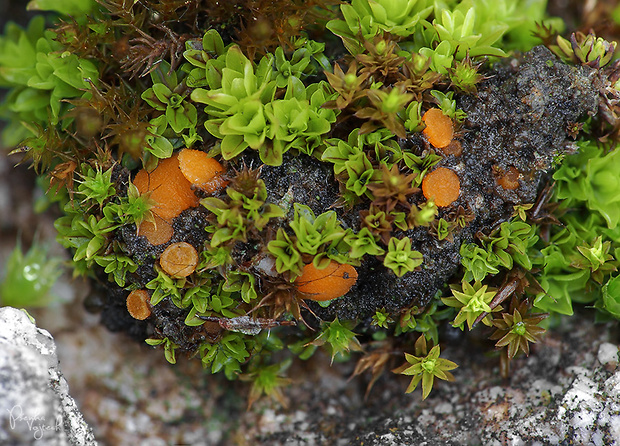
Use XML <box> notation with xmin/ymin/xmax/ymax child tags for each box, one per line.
<box><xmin>422</xmin><ymin>108</ymin><xmax>454</xmax><ymax>149</ymax></box>
<box><xmin>440</xmin><ymin>140</ymin><xmax>462</xmax><ymax>157</ymax></box>
<box><xmin>295</xmin><ymin>260</ymin><xmax>358</xmax><ymax>301</ymax></box>
<box><xmin>497</xmin><ymin>167</ymin><xmax>520</xmax><ymax>190</ymax></box>
<box><xmin>178</xmin><ymin>148</ymin><xmax>228</xmax><ymax>194</ymax></box>
<box><xmin>133</xmin><ymin>154</ymin><xmax>200</xmax><ymax>245</ymax></box>
<box><xmin>160</xmin><ymin>242</ymin><xmax>199</xmax><ymax>278</ymax></box>
<box><xmin>138</xmin><ymin>216</ymin><xmax>174</xmax><ymax>246</ymax></box>
<box><xmin>133</xmin><ymin>154</ymin><xmax>199</xmax><ymax>220</ymax></box>
<box><xmin>126</xmin><ymin>289</ymin><xmax>151</xmax><ymax>320</ymax></box>
<box><xmin>422</xmin><ymin>167</ymin><xmax>460</xmax><ymax>207</ymax></box>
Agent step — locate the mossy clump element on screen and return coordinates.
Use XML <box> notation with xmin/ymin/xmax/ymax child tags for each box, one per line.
<box><xmin>2</xmin><ymin>0</ymin><xmax>620</xmax><ymax>402</ymax></box>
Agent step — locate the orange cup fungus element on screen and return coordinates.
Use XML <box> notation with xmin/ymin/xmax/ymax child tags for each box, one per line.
<box><xmin>440</xmin><ymin>140</ymin><xmax>462</xmax><ymax>157</ymax></box>
<box><xmin>295</xmin><ymin>261</ymin><xmax>358</xmax><ymax>301</ymax></box>
<box><xmin>422</xmin><ymin>108</ymin><xmax>454</xmax><ymax>149</ymax></box>
<box><xmin>133</xmin><ymin>150</ymin><xmax>228</xmax><ymax>245</ymax></box>
<box><xmin>138</xmin><ymin>215</ymin><xmax>174</xmax><ymax>247</ymax></box>
<box><xmin>160</xmin><ymin>242</ymin><xmax>199</xmax><ymax>278</ymax></box>
<box><xmin>133</xmin><ymin>153</ymin><xmax>200</xmax><ymax>245</ymax></box>
<box><xmin>178</xmin><ymin>148</ymin><xmax>228</xmax><ymax>194</ymax></box>
<box><xmin>126</xmin><ymin>289</ymin><xmax>151</xmax><ymax>320</ymax></box>
<box><xmin>422</xmin><ymin>167</ymin><xmax>460</xmax><ymax>207</ymax></box>
<box><xmin>133</xmin><ymin>154</ymin><xmax>199</xmax><ymax>220</ymax></box>
<box><xmin>497</xmin><ymin>166</ymin><xmax>520</xmax><ymax>190</ymax></box>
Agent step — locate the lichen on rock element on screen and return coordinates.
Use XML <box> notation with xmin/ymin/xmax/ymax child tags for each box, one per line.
<box><xmin>0</xmin><ymin>307</ymin><xmax>96</xmax><ymax>446</ymax></box>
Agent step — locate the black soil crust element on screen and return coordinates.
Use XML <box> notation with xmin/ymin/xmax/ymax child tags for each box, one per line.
<box><xmin>307</xmin><ymin>46</ymin><xmax>598</xmax><ymax>322</ymax></box>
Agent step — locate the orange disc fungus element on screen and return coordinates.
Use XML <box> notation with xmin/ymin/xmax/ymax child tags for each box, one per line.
<box><xmin>497</xmin><ymin>167</ymin><xmax>520</xmax><ymax>190</ymax></box>
<box><xmin>295</xmin><ymin>261</ymin><xmax>358</xmax><ymax>301</ymax></box>
<box><xmin>126</xmin><ymin>289</ymin><xmax>151</xmax><ymax>320</ymax></box>
<box><xmin>440</xmin><ymin>140</ymin><xmax>462</xmax><ymax>157</ymax></box>
<box><xmin>137</xmin><ymin>216</ymin><xmax>174</xmax><ymax>247</ymax></box>
<box><xmin>133</xmin><ymin>154</ymin><xmax>200</xmax><ymax>245</ymax></box>
<box><xmin>160</xmin><ymin>242</ymin><xmax>199</xmax><ymax>278</ymax></box>
<box><xmin>133</xmin><ymin>154</ymin><xmax>199</xmax><ymax>220</ymax></box>
<box><xmin>422</xmin><ymin>167</ymin><xmax>460</xmax><ymax>207</ymax></box>
<box><xmin>178</xmin><ymin>148</ymin><xmax>228</xmax><ymax>194</ymax></box>
<box><xmin>422</xmin><ymin>108</ymin><xmax>454</xmax><ymax>149</ymax></box>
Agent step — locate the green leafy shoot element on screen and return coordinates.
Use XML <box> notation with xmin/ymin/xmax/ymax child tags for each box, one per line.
<box><xmin>345</xmin><ymin>227</ymin><xmax>385</xmax><ymax>259</ymax></box>
<box><xmin>121</xmin><ymin>183</ymin><xmax>156</xmax><ymax>227</ymax></box>
<box><xmin>289</xmin><ymin>203</ymin><xmax>350</xmax><ymax>266</ymax></box>
<box><xmin>393</xmin><ymin>335</ymin><xmax>457</xmax><ymax>399</ymax></box>
<box><xmin>308</xmin><ymin>318</ymin><xmax>363</xmax><ymax>363</ymax></box>
<box><xmin>442</xmin><ymin>281</ymin><xmax>498</xmax><ymax>330</ymax></box>
<box><xmin>145</xmin><ymin>268</ymin><xmax>183</xmax><ymax>307</ymax></box>
<box><xmin>326</xmin><ymin>0</ymin><xmax>433</xmax><ymax>52</ymax></box>
<box><xmin>384</xmin><ymin>237</ymin><xmax>423</xmax><ymax>277</ymax></box>
<box><xmin>490</xmin><ymin>300</ymin><xmax>548</xmax><ymax>360</ymax></box>
<box><xmin>199</xmin><ymin>332</ymin><xmax>251</xmax><ymax>379</ymax></box>
<box><xmin>552</xmin><ymin>31</ymin><xmax>617</xmax><ymax>68</ymax></box>
<box><xmin>371</xmin><ymin>308</ymin><xmax>394</xmax><ymax>329</ymax></box>
<box><xmin>141</xmin><ymin>63</ymin><xmax>198</xmax><ymax>135</ymax></box>
<box><xmin>241</xmin><ymin>360</ymin><xmax>293</xmax><ymax>409</ymax></box>
<box><xmin>489</xmin><ymin>298</ymin><xmax>548</xmax><ymax>377</ymax></box>
<box><xmin>572</xmin><ymin>236</ymin><xmax>618</xmax><ymax>284</ymax></box>
<box><xmin>266</xmin><ymin>229</ymin><xmax>304</xmax><ymax>276</ymax></box>
<box><xmin>202</xmin><ymin>177</ymin><xmax>285</xmax><ymax>247</ymax></box>
<box><xmin>145</xmin><ymin>337</ymin><xmax>179</xmax><ymax>364</ymax></box>
<box><xmin>429</xmin><ymin>90</ymin><xmax>467</xmax><ymax>121</ymax></box>
<box><xmin>460</xmin><ymin>242</ymin><xmax>500</xmax><ymax>282</ymax></box>
<box><xmin>75</xmin><ymin>165</ymin><xmax>115</xmax><ymax>208</ymax></box>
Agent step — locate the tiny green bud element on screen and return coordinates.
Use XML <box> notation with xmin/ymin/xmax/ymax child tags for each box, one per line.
<box><xmin>375</xmin><ymin>39</ymin><xmax>387</xmax><ymax>55</ymax></box>
<box><xmin>571</xmin><ymin>31</ymin><xmax>617</xmax><ymax>68</ymax></box>
<box><xmin>511</xmin><ymin>322</ymin><xmax>527</xmax><ymax>336</ymax></box>
<box><xmin>344</xmin><ymin>73</ymin><xmax>357</xmax><ymax>87</ymax></box>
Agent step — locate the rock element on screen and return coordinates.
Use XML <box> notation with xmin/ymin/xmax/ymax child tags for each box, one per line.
<box><xmin>244</xmin><ymin>313</ymin><xmax>620</xmax><ymax>446</ymax></box>
<box><xmin>0</xmin><ymin>307</ymin><xmax>97</xmax><ymax>446</ymax></box>
<box><xmin>598</xmin><ymin>342</ymin><xmax>620</xmax><ymax>370</ymax></box>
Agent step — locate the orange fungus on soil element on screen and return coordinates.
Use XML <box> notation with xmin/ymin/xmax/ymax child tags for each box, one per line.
<box><xmin>137</xmin><ymin>215</ymin><xmax>174</xmax><ymax>247</ymax></box>
<box><xmin>133</xmin><ymin>153</ymin><xmax>200</xmax><ymax>245</ymax></box>
<box><xmin>178</xmin><ymin>148</ymin><xmax>228</xmax><ymax>194</ymax></box>
<box><xmin>440</xmin><ymin>140</ymin><xmax>462</xmax><ymax>157</ymax></box>
<box><xmin>160</xmin><ymin>242</ymin><xmax>199</xmax><ymax>278</ymax></box>
<box><xmin>126</xmin><ymin>289</ymin><xmax>151</xmax><ymax>320</ymax></box>
<box><xmin>497</xmin><ymin>166</ymin><xmax>520</xmax><ymax>190</ymax></box>
<box><xmin>422</xmin><ymin>108</ymin><xmax>454</xmax><ymax>149</ymax></box>
<box><xmin>295</xmin><ymin>261</ymin><xmax>358</xmax><ymax>301</ymax></box>
<box><xmin>133</xmin><ymin>154</ymin><xmax>199</xmax><ymax>219</ymax></box>
<box><xmin>422</xmin><ymin>167</ymin><xmax>460</xmax><ymax>207</ymax></box>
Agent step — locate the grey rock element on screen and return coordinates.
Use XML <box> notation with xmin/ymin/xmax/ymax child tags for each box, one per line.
<box><xmin>0</xmin><ymin>307</ymin><xmax>97</xmax><ymax>446</ymax></box>
<box><xmin>249</xmin><ymin>317</ymin><xmax>620</xmax><ymax>446</ymax></box>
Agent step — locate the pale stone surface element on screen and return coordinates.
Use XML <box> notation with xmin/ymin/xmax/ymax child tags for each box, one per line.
<box><xmin>0</xmin><ymin>307</ymin><xmax>96</xmax><ymax>446</ymax></box>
